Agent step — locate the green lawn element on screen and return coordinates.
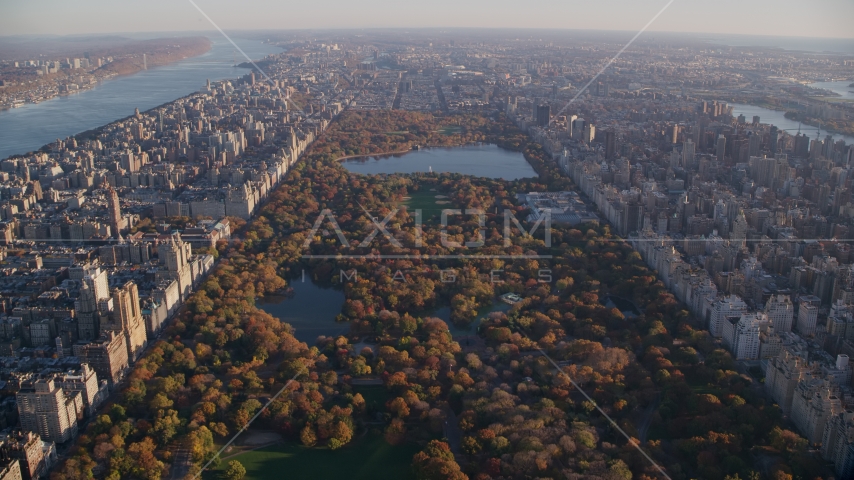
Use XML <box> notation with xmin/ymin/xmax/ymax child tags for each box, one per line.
<box><xmin>354</xmin><ymin>385</ymin><xmax>390</xmax><ymax>410</ymax></box>
<box><xmin>402</xmin><ymin>190</ymin><xmax>452</xmax><ymax>221</ymax></box>
<box><xmin>208</xmin><ymin>434</ymin><xmax>419</xmax><ymax>480</ymax></box>
<box><xmin>438</xmin><ymin>126</ymin><xmax>463</xmax><ymax>135</ymax></box>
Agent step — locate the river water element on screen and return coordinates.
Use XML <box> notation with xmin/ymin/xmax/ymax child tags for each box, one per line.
<box><xmin>729</xmin><ymin>103</ymin><xmax>854</xmax><ymax>145</ymax></box>
<box><xmin>808</xmin><ymin>81</ymin><xmax>854</xmax><ymax>101</ymax></box>
<box><xmin>0</xmin><ymin>37</ymin><xmax>281</xmax><ymax>160</ymax></box>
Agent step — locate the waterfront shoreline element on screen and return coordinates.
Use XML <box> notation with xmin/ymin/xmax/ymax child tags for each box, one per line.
<box><xmin>0</xmin><ymin>37</ymin><xmax>214</xmax><ymax>112</ymax></box>
<box><xmin>0</xmin><ymin>38</ymin><xmax>282</xmax><ymax>160</ymax></box>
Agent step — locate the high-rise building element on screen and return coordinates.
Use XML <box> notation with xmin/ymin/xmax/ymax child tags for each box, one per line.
<box><xmin>73</xmin><ymin>331</ymin><xmax>129</xmax><ymax>387</ymax></box>
<box><xmin>767</xmin><ymin>348</ymin><xmax>814</xmax><ymax>414</ymax></box>
<box><xmin>823</xmin><ymin>135</ymin><xmax>835</xmax><ymax>159</ymax></box>
<box><xmin>0</xmin><ymin>454</ymin><xmax>21</xmax><ymax>480</ymax></box>
<box><xmin>75</xmin><ymin>283</ymin><xmax>99</xmax><ymax>341</ymax></box>
<box><xmin>770</xmin><ymin>126</ymin><xmax>779</xmax><ymax>154</ymax></box>
<box><xmin>605</xmin><ymin>130</ymin><xmax>617</xmax><ymax>160</ymax></box>
<box><xmin>748</xmin><ymin>133</ymin><xmax>762</xmax><ymax>157</ymax></box>
<box><xmin>56</xmin><ymin>364</ymin><xmax>101</xmax><ymax>417</ymax></box>
<box><xmin>535</xmin><ymin>104</ymin><xmax>550</xmax><ymax>127</ymax></box>
<box><xmin>619</xmin><ymin>203</ymin><xmax>643</xmax><ymax>236</ymax></box>
<box><xmin>722</xmin><ymin>313</ymin><xmax>766</xmax><ymax>360</ymax></box>
<box><xmin>566</xmin><ymin>114</ymin><xmax>577</xmax><ymax>137</ymax></box>
<box><xmin>791</xmin><ymin>378</ymin><xmax>842</xmax><ymax>446</ymax></box>
<box><xmin>821</xmin><ymin>409</ymin><xmax>854</xmax><ymax>479</ymax></box>
<box><xmin>157</xmin><ymin>234</ymin><xmax>194</xmax><ymax>301</ymax></box>
<box><xmin>794</xmin><ymin>133</ymin><xmax>810</xmax><ymax>158</ymax></box>
<box><xmin>682</xmin><ymin>139</ymin><xmax>695</xmax><ymax>168</ymax></box>
<box><xmin>765</xmin><ymin>295</ymin><xmax>794</xmax><ymax>333</ymax></box>
<box><xmin>811</xmin><ymin>139</ymin><xmax>824</xmax><ymax>160</ymax></box>
<box><xmin>731</xmin><ymin>210</ymin><xmax>748</xmax><ymax>248</ymax></box>
<box><xmin>105</xmin><ymin>282</ymin><xmax>147</xmax><ymax>362</ymax></box>
<box><xmin>797</xmin><ymin>302</ymin><xmax>819</xmax><ymax>336</ymax></box>
<box><xmin>16</xmin><ymin>377</ymin><xmax>81</xmax><ymax>443</ymax></box>
<box><xmin>583</xmin><ymin>123</ymin><xmax>596</xmax><ymax>144</ymax></box>
<box><xmin>716</xmin><ymin>135</ymin><xmax>727</xmax><ymax>163</ymax></box>
<box><xmin>709</xmin><ymin>295</ymin><xmax>748</xmax><ymax>337</ymax></box>
<box><xmin>0</xmin><ymin>432</ymin><xmax>46</xmax><ymax>480</ymax></box>
<box><xmin>571</xmin><ymin>118</ymin><xmax>585</xmax><ymax>141</ymax></box>
<box><xmin>106</xmin><ymin>187</ymin><xmax>122</xmax><ymax>239</ymax></box>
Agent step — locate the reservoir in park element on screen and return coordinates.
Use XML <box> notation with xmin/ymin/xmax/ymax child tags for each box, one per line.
<box><xmin>340</xmin><ymin>144</ymin><xmax>538</xmax><ymax>180</ymax></box>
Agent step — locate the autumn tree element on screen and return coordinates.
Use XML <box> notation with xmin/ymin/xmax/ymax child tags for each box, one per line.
<box><xmin>221</xmin><ymin>460</ymin><xmax>246</xmax><ymax>480</ymax></box>
<box><xmin>413</xmin><ymin>440</ymin><xmax>468</xmax><ymax>480</ymax></box>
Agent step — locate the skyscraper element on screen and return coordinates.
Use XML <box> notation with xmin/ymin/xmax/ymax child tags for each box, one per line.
<box><xmin>748</xmin><ymin>132</ymin><xmax>762</xmax><ymax>157</ymax></box>
<box><xmin>605</xmin><ymin>130</ymin><xmax>617</xmax><ymax>160</ymax></box>
<box><xmin>794</xmin><ymin>134</ymin><xmax>810</xmax><ymax>158</ymax></box>
<box><xmin>566</xmin><ymin>114</ymin><xmax>577</xmax><ymax>137</ymax></box>
<box><xmin>572</xmin><ymin>118</ymin><xmax>586</xmax><ymax>140</ymax></box>
<box><xmin>105</xmin><ymin>282</ymin><xmax>147</xmax><ymax>362</ymax></box>
<box><xmin>75</xmin><ymin>282</ymin><xmax>99</xmax><ymax>341</ymax></box>
<box><xmin>770</xmin><ymin>126</ymin><xmax>779</xmax><ymax>154</ymax></box>
<box><xmin>765</xmin><ymin>295</ymin><xmax>794</xmax><ymax>333</ymax></box>
<box><xmin>106</xmin><ymin>187</ymin><xmax>122</xmax><ymax>238</ymax></box>
<box><xmin>682</xmin><ymin>139</ymin><xmax>695</xmax><ymax>168</ymax></box>
<box><xmin>824</xmin><ymin>134</ymin><xmax>835</xmax><ymax>159</ymax></box>
<box><xmin>583</xmin><ymin>124</ymin><xmax>596</xmax><ymax>144</ymax></box>
<box><xmin>716</xmin><ymin>135</ymin><xmax>727</xmax><ymax>163</ymax></box>
<box><xmin>156</xmin><ymin>234</ymin><xmax>194</xmax><ymax>301</ymax></box>
<box><xmin>536</xmin><ymin>104</ymin><xmax>550</xmax><ymax>127</ymax></box>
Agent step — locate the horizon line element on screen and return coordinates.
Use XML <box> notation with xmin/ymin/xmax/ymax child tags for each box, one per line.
<box><xmin>1</xmin><ymin>28</ymin><xmax>853</xmax><ymax>43</ymax></box>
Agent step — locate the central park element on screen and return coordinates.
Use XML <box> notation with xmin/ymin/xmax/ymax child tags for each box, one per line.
<box><xmin>52</xmin><ymin>110</ymin><xmax>819</xmax><ymax>480</ymax></box>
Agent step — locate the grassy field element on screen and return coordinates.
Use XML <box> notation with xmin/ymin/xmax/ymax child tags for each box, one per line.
<box><xmin>402</xmin><ymin>189</ymin><xmax>452</xmax><ymax>221</ymax></box>
<box><xmin>353</xmin><ymin>385</ymin><xmax>390</xmax><ymax>410</ymax></box>
<box><xmin>438</xmin><ymin>125</ymin><xmax>463</xmax><ymax>135</ymax></box>
<box><xmin>207</xmin><ymin>434</ymin><xmax>419</xmax><ymax>480</ymax></box>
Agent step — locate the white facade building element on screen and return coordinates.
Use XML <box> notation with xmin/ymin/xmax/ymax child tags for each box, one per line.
<box><xmin>709</xmin><ymin>295</ymin><xmax>749</xmax><ymax>338</ymax></box>
<box><xmin>765</xmin><ymin>295</ymin><xmax>794</xmax><ymax>333</ymax></box>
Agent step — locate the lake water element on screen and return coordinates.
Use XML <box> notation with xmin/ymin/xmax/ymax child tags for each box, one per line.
<box><xmin>0</xmin><ymin>37</ymin><xmax>281</xmax><ymax>160</ymax></box>
<box><xmin>602</xmin><ymin>295</ymin><xmax>641</xmax><ymax>318</ymax></box>
<box><xmin>257</xmin><ymin>280</ymin><xmax>509</xmax><ymax>341</ymax></box>
<box><xmin>341</xmin><ymin>144</ymin><xmax>538</xmax><ymax>180</ymax></box>
<box><xmin>427</xmin><ymin>303</ymin><xmax>510</xmax><ymax>337</ymax></box>
<box><xmin>257</xmin><ymin>279</ymin><xmax>347</xmax><ymax>343</ymax></box>
<box><xmin>729</xmin><ymin>103</ymin><xmax>854</xmax><ymax>145</ymax></box>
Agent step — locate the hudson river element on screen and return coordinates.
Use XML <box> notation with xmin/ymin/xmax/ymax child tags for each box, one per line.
<box><xmin>0</xmin><ymin>37</ymin><xmax>281</xmax><ymax>160</ymax></box>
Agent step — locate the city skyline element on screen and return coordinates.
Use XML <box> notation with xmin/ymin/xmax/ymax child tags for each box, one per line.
<box><xmin>1</xmin><ymin>0</ymin><xmax>853</xmax><ymax>41</ymax></box>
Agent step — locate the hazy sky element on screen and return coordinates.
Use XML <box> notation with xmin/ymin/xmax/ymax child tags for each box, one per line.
<box><xmin>1</xmin><ymin>0</ymin><xmax>853</xmax><ymax>39</ymax></box>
